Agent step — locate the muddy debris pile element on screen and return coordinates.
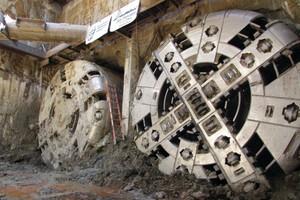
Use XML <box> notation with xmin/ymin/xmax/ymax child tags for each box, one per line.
<box><xmin>0</xmin><ymin>136</ymin><xmax>299</xmax><ymax>199</ymax></box>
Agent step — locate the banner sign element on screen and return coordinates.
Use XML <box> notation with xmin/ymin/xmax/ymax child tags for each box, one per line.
<box><xmin>110</xmin><ymin>0</ymin><xmax>140</xmax><ymax>32</ymax></box>
<box><xmin>85</xmin><ymin>15</ymin><xmax>111</xmax><ymax>44</ymax></box>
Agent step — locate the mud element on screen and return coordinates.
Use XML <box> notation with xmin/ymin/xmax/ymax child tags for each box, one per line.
<box><xmin>0</xmin><ymin>133</ymin><xmax>299</xmax><ymax>200</ymax></box>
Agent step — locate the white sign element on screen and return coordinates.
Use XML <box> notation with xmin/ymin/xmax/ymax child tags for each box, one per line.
<box><xmin>110</xmin><ymin>0</ymin><xmax>140</xmax><ymax>32</ymax></box>
<box><xmin>85</xmin><ymin>15</ymin><xmax>111</xmax><ymax>44</ymax></box>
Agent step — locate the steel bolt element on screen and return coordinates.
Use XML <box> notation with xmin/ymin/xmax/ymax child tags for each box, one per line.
<box><xmin>205</xmin><ymin>25</ymin><xmax>219</xmax><ymax>37</ymax></box>
<box><xmin>225</xmin><ymin>152</ymin><xmax>241</xmax><ymax>166</ymax></box>
<box><xmin>136</xmin><ymin>89</ymin><xmax>143</xmax><ymax>100</ymax></box>
<box><xmin>202</xmin><ymin>41</ymin><xmax>216</xmax><ymax>53</ymax></box>
<box><xmin>151</xmin><ymin>130</ymin><xmax>160</xmax><ymax>141</ymax></box>
<box><xmin>180</xmin><ymin>148</ymin><xmax>193</xmax><ymax>160</ymax></box>
<box><xmin>188</xmin><ymin>17</ymin><xmax>203</xmax><ymax>28</ymax></box>
<box><xmin>240</xmin><ymin>53</ymin><xmax>255</xmax><ymax>68</ymax></box>
<box><xmin>165</xmin><ymin>52</ymin><xmax>174</xmax><ymax>62</ymax></box>
<box><xmin>257</xmin><ymin>38</ymin><xmax>273</xmax><ymax>53</ymax></box>
<box><xmin>282</xmin><ymin>102</ymin><xmax>299</xmax><ymax>123</ymax></box>
<box><xmin>170</xmin><ymin>62</ymin><xmax>182</xmax><ymax>73</ymax></box>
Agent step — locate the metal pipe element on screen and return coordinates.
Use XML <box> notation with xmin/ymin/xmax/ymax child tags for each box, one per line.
<box><xmin>1</xmin><ymin>14</ymin><xmax>87</xmax><ymax>43</ymax></box>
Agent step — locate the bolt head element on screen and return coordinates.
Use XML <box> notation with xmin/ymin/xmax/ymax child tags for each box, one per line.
<box><xmin>205</xmin><ymin>25</ymin><xmax>219</xmax><ymax>36</ymax></box>
<box><xmin>170</xmin><ymin>62</ymin><xmax>181</xmax><ymax>73</ymax></box>
<box><xmin>151</xmin><ymin>131</ymin><xmax>160</xmax><ymax>141</ymax></box>
<box><xmin>180</xmin><ymin>148</ymin><xmax>193</xmax><ymax>160</ymax></box>
<box><xmin>202</xmin><ymin>41</ymin><xmax>216</xmax><ymax>53</ymax></box>
<box><xmin>165</xmin><ymin>52</ymin><xmax>174</xmax><ymax>62</ymax></box>
<box><xmin>136</xmin><ymin>89</ymin><xmax>143</xmax><ymax>100</ymax></box>
<box><xmin>283</xmin><ymin>102</ymin><xmax>299</xmax><ymax>123</ymax></box>
<box><xmin>240</xmin><ymin>53</ymin><xmax>255</xmax><ymax>68</ymax></box>
<box><xmin>225</xmin><ymin>152</ymin><xmax>241</xmax><ymax>166</ymax></box>
<box><xmin>257</xmin><ymin>38</ymin><xmax>273</xmax><ymax>53</ymax></box>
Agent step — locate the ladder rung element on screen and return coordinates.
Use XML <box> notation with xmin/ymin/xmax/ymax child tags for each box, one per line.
<box><xmin>106</xmin><ymin>80</ymin><xmax>123</xmax><ymax>145</ymax></box>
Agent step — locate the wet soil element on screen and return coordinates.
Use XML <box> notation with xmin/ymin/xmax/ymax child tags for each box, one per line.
<box><xmin>0</xmin><ymin>135</ymin><xmax>299</xmax><ymax>200</ymax></box>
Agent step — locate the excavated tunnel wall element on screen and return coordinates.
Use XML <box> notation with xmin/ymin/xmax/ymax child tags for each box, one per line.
<box><xmin>0</xmin><ymin>52</ymin><xmax>41</xmax><ymax>153</ymax></box>
<box><xmin>0</xmin><ymin>0</ymin><xmax>61</xmax><ymax>154</ymax></box>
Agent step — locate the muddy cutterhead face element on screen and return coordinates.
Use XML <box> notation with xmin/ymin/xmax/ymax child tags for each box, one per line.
<box><xmin>38</xmin><ymin>60</ymin><xmax>111</xmax><ymax>169</ymax></box>
<box><xmin>131</xmin><ymin>9</ymin><xmax>300</xmax><ymax>192</ymax></box>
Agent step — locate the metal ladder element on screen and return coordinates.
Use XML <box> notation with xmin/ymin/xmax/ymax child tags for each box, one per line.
<box><xmin>105</xmin><ymin>80</ymin><xmax>124</xmax><ymax>144</ymax></box>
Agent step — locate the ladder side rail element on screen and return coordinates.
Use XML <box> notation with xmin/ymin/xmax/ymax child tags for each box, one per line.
<box><xmin>114</xmin><ymin>85</ymin><xmax>124</xmax><ymax>140</ymax></box>
<box><xmin>105</xmin><ymin>80</ymin><xmax>117</xmax><ymax>144</ymax></box>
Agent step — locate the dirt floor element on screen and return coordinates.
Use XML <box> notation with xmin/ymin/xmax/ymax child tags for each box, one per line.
<box><xmin>0</xmin><ymin>134</ymin><xmax>299</xmax><ymax>200</ymax></box>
